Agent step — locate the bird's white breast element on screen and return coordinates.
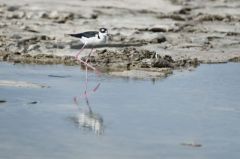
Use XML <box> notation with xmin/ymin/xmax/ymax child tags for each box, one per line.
<box><xmin>80</xmin><ymin>35</ymin><xmax>107</xmax><ymax>45</ymax></box>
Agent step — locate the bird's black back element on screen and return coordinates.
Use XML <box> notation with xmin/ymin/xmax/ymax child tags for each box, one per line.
<box><xmin>69</xmin><ymin>31</ymin><xmax>98</xmax><ymax>38</ymax></box>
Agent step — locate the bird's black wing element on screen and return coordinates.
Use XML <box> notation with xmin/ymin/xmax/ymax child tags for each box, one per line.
<box><xmin>68</xmin><ymin>31</ymin><xmax>98</xmax><ymax>38</ymax></box>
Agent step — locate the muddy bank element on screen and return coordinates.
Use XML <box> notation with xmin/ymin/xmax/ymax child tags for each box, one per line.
<box><xmin>0</xmin><ymin>0</ymin><xmax>240</xmax><ymax>77</ymax></box>
<box><xmin>0</xmin><ymin>80</ymin><xmax>49</xmax><ymax>88</ymax></box>
<box><xmin>0</xmin><ymin>48</ymin><xmax>199</xmax><ymax>78</ymax></box>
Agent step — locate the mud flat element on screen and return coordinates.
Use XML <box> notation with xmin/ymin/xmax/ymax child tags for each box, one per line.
<box><xmin>0</xmin><ymin>80</ymin><xmax>49</xmax><ymax>88</ymax></box>
<box><xmin>0</xmin><ymin>0</ymin><xmax>240</xmax><ymax>78</ymax></box>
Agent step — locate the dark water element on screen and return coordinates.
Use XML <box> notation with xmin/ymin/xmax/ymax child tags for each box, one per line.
<box><xmin>0</xmin><ymin>62</ymin><xmax>240</xmax><ymax>159</ymax></box>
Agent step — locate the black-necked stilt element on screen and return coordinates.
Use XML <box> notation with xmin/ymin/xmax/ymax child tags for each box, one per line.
<box><xmin>69</xmin><ymin>28</ymin><xmax>109</xmax><ymax>106</ymax></box>
<box><xmin>68</xmin><ymin>28</ymin><xmax>109</xmax><ymax>71</ymax></box>
<box><xmin>69</xmin><ymin>28</ymin><xmax>108</xmax><ymax>47</ymax></box>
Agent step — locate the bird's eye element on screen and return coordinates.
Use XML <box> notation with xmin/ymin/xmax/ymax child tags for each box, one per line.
<box><xmin>100</xmin><ymin>28</ymin><xmax>107</xmax><ymax>33</ymax></box>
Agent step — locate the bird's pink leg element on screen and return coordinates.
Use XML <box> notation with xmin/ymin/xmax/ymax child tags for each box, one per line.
<box><xmin>75</xmin><ymin>43</ymin><xmax>87</xmax><ymax>59</ymax></box>
<box><xmin>84</xmin><ymin>48</ymin><xmax>93</xmax><ymax>91</ymax></box>
<box><xmin>74</xmin><ymin>47</ymin><xmax>102</xmax><ymax>108</ymax></box>
<box><xmin>75</xmin><ymin>45</ymin><xmax>101</xmax><ymax>75</ymax></box>
<box><xmin>83</xmin><ymin>48</ymin><xmax>95</xmax><ymax>113</ymax></box>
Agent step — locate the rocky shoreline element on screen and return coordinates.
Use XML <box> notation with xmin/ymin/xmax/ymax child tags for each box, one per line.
<box><xmin>0</xmin><ymin>0</ymin><xmax>240</xmax><ymax>78</ymax></box>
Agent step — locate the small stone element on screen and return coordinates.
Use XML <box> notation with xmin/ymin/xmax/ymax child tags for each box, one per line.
<box><xmin>38</xmin><ymin>12</ymin><xmax>48</xmax><ymax>18</ymax></box>
<box><xmin>45</xmin><ymin>42</ymin><xmax>65</xmax><ymax>49</ymax></box>
<box><xmin>150</xmin><ymin>35</ymin><xmax>167</xmax><ymax>43</ymax></box>
<box><xmin>229</xmin><ymin>57</ymin><xmax>240</xmax><ymax>62</ymax></box>
<box><xmin>8</xmin><ymin>44</ymin><xmax>20</xmax><ymax>53</ymax></box>
<box><xmin>21</xmin><ymin>26</ymin><xmax>39</xmax><ymax>33</ymax></box>
<box><xmin>25</xmin><ymin>12</ymin><xmax>35</xmax><ymax>19</ymax></box>
<box><xmin>49</xmin><ymin>11</ymin><xmax>59</xmax><ymax>19</ymax></box>
<box><xmin>91</xmin><ymin>14</ymin><xmax>98</xmax><ymax>19</ymax></box>
<box><xmin>7</xmin><ymin>5</ymin><xmax>19</xmax><ymax>12</ymax></box>
<box><xmin>6</xmin><ymin>11</ymin><xmax>25</xmax><ymax>19</ymax></box>
<box><xmin>0</xmin><ymin>22</ymin><xmax>7</xmax><ymax>28</ymax></box>
<box><xmin>163</xmin><ymin>55</ymin><xmax>174</xmax><ymax>63</ymax></box>
<box><xmin>0</xmin><ymin>100</ymin><xmax>6</xmax><ymax>103</ymax></box>
<box><xmin>10</xmin><ymin>34</ymin><xmax>22</xmax><ymax>39</ymax></box>
<box><xmin>152</xmin><ymin>58</ymin><xmax>173</xmax><ymax>68</ymax></box>
<box><xmin>28</xmin><ymin>101</ymin><xmax>38</xmax><ymax>104</ymax></box>
<box><xmin>27</xmin><ymin>44</ymin><xmax>40</xmax><ymax>51</ymax></box>
<box><xmin>54</xmin><ymin>12</ymin><xmax>74</xmax><ymax>23</ymax></box>
<box><xmin>178</xmin><ymin>7</ymin><xmax>192</xmax><ymax>14</ymax></box>
<box><xmin>148</xmin><ymin>25</ymin><xmax>179</xmax><ymax>32</ymax></box>
<box><xmin>181</xmin><ymin>142</ymin><xmax>202</xmax><ymax>148</ymax></box>
<box><xmin>149</xmin><ymin>26</ymin><xmax>168</xmax><ymax>32</ymax></box>
<box><xmin>140</xmin><ymin>59</ymin><xmax>154</xmax><ymax>68</ymax></box>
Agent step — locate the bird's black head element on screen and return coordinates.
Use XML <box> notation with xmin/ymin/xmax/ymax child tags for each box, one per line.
<box><xmin>99</xmin><ymin>28</ymin><xmax>108</xmax><ymax>33</ymax></box>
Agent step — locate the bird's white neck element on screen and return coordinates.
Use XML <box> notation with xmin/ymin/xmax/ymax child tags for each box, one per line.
<box><xmin>99</xmin><ymin>33</ymin><xmax>108</xmax><ymax>42</ymax></box>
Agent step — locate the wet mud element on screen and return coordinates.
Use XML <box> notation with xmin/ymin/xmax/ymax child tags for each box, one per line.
<box><xmin>0</xmin><ymin>0</ymin><xmax>240</xmax><ymax>77</ymax></box>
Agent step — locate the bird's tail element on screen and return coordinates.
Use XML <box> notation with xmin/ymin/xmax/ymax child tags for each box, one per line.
<box><xmin>65</xmin><ymin>33</ymin><xmax>82</xmax><ymax>38</ymax></box>
<box><xmin>64</xmin><ymin>33</ymin><xmax>73</xmax><ymax>37</ymax></box>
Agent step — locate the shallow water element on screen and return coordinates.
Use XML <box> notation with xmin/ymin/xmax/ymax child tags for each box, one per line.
<box><xmin>0</xmin><ymin>62</ymin><xmax>240</xmax><ymax>159</ymax></box>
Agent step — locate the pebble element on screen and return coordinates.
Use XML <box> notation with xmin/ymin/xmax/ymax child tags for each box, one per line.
<box><xmin>0</xmin><ymin>100</ymin><xmax>6</xmax><ymax>103</ymax></box>
<box><xmin>6</xmin><ymin>11</ymin><xmax>25</xmax><ymax>19</ymax></box>
<box><xmin>48</xmin><ymin>11</ymin><xmax>59</xmax><ymax>19</ymax></box>
<box><xmin>27</xmin><ymin>44</ymin><xmax>40</xmax><ymax>51</ymax></box>
<box><xmin>150</xmin><ymin>35</ymin><xmax>167</xmax><ymax>43</ymax></box>
<box><xmin>7</xmin><ymin>5</ymin><xmax>19</xmax><ymax>12</ymax></box>
<box><xmin>181</xmin><ymin>142</ymin><xmax>202</xmax><ymax>148</ymax></box>
<box><xmin>28</xmin><ymin>101</ymin><xmax>38</xmax><ymax>104</ymax></box>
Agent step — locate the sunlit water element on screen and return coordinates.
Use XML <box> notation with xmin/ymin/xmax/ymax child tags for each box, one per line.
<box><xmin>0</xmin><ymin>62</ymin><xmax>240</xmax><ymax>159</ymax></box>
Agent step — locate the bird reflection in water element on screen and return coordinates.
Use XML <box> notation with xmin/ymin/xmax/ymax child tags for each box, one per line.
<box><xmin>73</xmin><ymin>96</ymin><xmax>104</xmax><ymax>135</ymax></box>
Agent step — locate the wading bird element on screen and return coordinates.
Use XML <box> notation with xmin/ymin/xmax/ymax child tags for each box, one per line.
<box><xmin>69</xmin><ymin>28</ymin><xmax>109</xmax><ymax>105</ymax></box>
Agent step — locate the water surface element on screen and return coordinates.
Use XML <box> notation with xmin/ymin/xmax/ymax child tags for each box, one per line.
<box><xmin>0</xmin><ymin>62</ymin><xmax>240</xmax><ymax>159</ymax></box>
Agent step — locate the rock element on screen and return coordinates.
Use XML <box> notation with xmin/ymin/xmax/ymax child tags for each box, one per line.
<box><xmin>7</xmin><ymin>5</ymin><xmax>19</xmax><ymax>12</ymax></box>
<box><xmin>157</xmin><ymin>13</ymin><xmax>186</xmax><ymax>21</ymax></box>
<box><xmin>45</xmin><ymin>42</ymin><xmax>65</xmax><ymax>49</ymax></box>
<box><xmin>18</xmin><ymin>35</ymin><xmax>53</xmax><ymax>46</ymax></box>
<box><xmin>10</xmin><ymin>34</ymin><xmax>22</xmax><ymax>39</ymax></box>
<box><xmin>150</xmin><ymin>35</ymin><xmax>167</xmax><ymax>43</ymax></box>
<box><xmin>164</xmin><ymin>55</ymin><xmax>174</xmax><ymax>63</ymax></box>
<box><xmin>28</xmin><ymin>101</ymin><xmax>38</xmax><ymax>104</ymax></box>
<box><xmin>48</xmin><ymin>11</ymin><xmax>59</xmax><ymax>19</ymax></box>
<box><xmin>38</xmin><ymin>11</ymin><xmax>48</xmax><ymax>18</ymax></box>
<box><xmin>152</xmin><ymin>58</ymin><xmax>173</xmax><ymax>68</ymax></box>
<box><xmin>8</xmin><ymin>44</ymin><xmax>20</xmax><ymax>53</ymax></box>
<box><xmin>175</xmin><ymin>58</ymin><xmax>199</xmax><ymax>68</ymax></box>
<box><xmin>229</xmin><ymin>57</ymin><xmax>240</xmax><ymax>62</ymax></box>
<box><xmin>140</xmin><ymin>59</ymin><xmax>154</xmax><ymax>68</ymax></box>
<box><xmin>21</xmin><ymin>26</ymin><xmax>39</xmax><ymax>33</ymax></box>
<box><xmin>91</xmin><ymin>14</ymin><xmax>98</xmax><ymax>19</ymax></box>
<box><xmin>55</xmin><ymin>12</ymin><xmax>74</xmax><ymax>23</ymax></box>
<box><xmin>40</xmin><ymin>11</ymin><xmax>74</xmax><ymax>23</ymax></box>
<box><xmin>25</xmin><ymin>12</ymin><xmax>35</xmax><ymax>19</ymax></box>
<box><xmin>27</xmin><ymin>44</ymin><xmax>40</xmax><ymax>51</ymax></box>
<box><xmin>148</xmin><ymin>25</ymin><xmax>178</xmax><ymax>32</ymax></box>
<box><xmin>0</xmin><ymin>22</ymin><xmax>7</xmax><ymax>28</ymax></box>
<box><xmin>149</xmin><ymin>26</ymin><xmax>168</xmax><ymax>32</ymax></box>
<box><xmin>195</xmin><ymin>13</ymin><xmax>226</xmax><ymax>22</ymax></box>
<box><xmin>40</xmin><ymin>35</ymin><xmax>54</xmax><ymax>41</ymax></box>
<box><xmin>0</xmin><ymin>100</ymin><xmax>6</xmax><ymax>103</ymax></box>
<box><xmin>48</xmin><ymin>74</ymin><xmax>71</xmax><ymax>78</ymax></box>
<box><xmin>6</xmin><ymin>11</ymin><xmax>25</xmax><ymax>19</ymax></box>
<box><xmin>177</xmin><ymin>7</ymin><xmax>192</xmax><ymax>14</ymax></box>
<box><xmin>181</xmin><ymin>142</ymin><xmax>202</xmax><ymax>148</ymax></box>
